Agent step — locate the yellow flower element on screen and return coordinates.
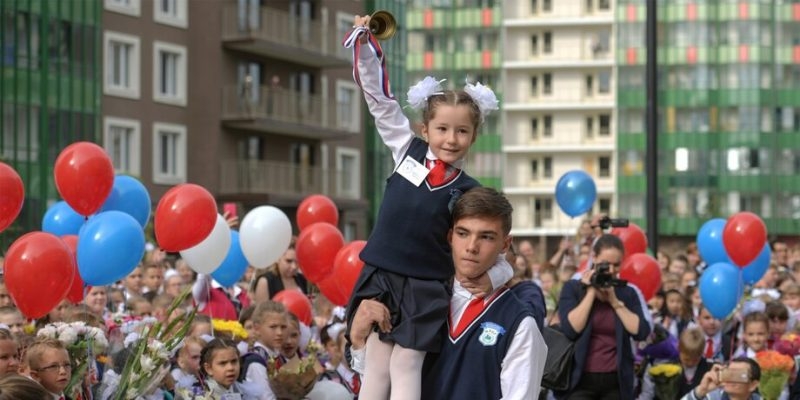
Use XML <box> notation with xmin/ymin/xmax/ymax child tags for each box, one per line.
<box><xmin>649</xmin><ymin>363</ymin><xmax>682</xmax><ymax>378</ymax></box>
<box><xmin>212</xmin><ymin>319</ymin><xmax>248</xmax><ymax>340</ymax></box>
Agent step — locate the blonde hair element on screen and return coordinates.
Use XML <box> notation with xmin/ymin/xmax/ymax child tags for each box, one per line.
<box><xmin>679</xmin><ymin>328</ymin><xmax>705</xmax><ymax>358</ymax></box>
<box><xmin>25</xmin><ymin>338</ymin><xmax>67</xmax><ymax>370</ymax></box>
<box><xmin>252</xmin><ymin>301</ymin><xmax>286</xmax><ymax>325</ymax></box>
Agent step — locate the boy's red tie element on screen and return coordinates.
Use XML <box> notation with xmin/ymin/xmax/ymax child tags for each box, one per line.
<box><xmin>705</xmin><ymin>338</ymin><xmax>713</xmax><ymax>358</ymax></box>
<box><xmin>452</xmin><ymin>298</ymin><xmax>484</xmax><ymax>337</ymax></box>
<box><xmin>351</xmin><ymin>374</ymin><xmax>361</xmax><ymax>394</ymax></box>
<box><xmin>427</xmin><ymin>159</ymin><xmax>447</xmax><ymax>186</ymax></box>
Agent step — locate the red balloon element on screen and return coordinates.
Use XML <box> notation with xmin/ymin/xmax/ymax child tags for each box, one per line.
<box><xmin>154</xmin><ymin>184</ymin><xmax>217</xmax><ymax>252</ymax></box>
<box><xmin>5</xmin><ymin>232</ymin><xmax>75</xmax><ymax>319</ymax></box>
<box><xmin>60</xmin><ymin>235</ymin><xmax>85</xmax><ymax>304</ymax></box>
<box><xmin>297</xmin><ymin>195</ymin><xmax>339</xmax><ymax>231</ymax></box>
<box><xmin>333</xmin><ymin>240</ymin><xmax>366</xmax><ymax>303</ymax></box>
<box><xmin>296</xmin><ymin>222</ymin><xmax>344</xmax><ymax>283</ymax></box>
<box><xmin>619</xmin><ymin>253</ymin><xmax>661</xmax><ymax>301</ymax></box>
<box><xmin>317</xmin><ymin>275</ymin><xmax>348</xmax><ymax>306</ymax></box>
<box><xmin>0</xmin><ymin>162</ymin><xmax>24</xmax><ymax>233</ymax></box>
<box><xmin>54</xmin><ymin>142</ymin><xmax>114</xmax><ymax>216</ymax></box>
<box><xmin>723</xmin><ymin>212</ymin><xmax>767</xmax><ymax>267</ymax></box>
<box><xmin>274</xmin><ymin>289</ymin><xmax>313</xmax><ymax>326</ymax></box>
<box><xmin>611</xmin><ymin>223</ymin><xmax>648</xmax><ymax>258</ymax></box>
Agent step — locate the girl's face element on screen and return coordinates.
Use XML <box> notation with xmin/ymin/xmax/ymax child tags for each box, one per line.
<box><xmin>243</xmin><ymin>319</ymin><xmax>257</xmax><ymax>343</ymax></box>
<box><xmin>325</xmin><ymin>336</ymin><xmax>343</xmax><ymax>367</ymax></box>
<box><xmin>539</xmin><ymin>273</ymin><xmax>555</xmax><ymax>293</ymax></box>
<box><xmin>743</xmin><ymin>321</ymin><xmax>769</xmax><ymax>352</ymax></box>
<box><xmin>648</xmin><ymin>296</ymin><xmax>664</xmax><ymax>314</ymax></box>
<box><xmin>255</xmin><ymin>313</ymin><xmax>287</xmax><ymax>351</ymax></box>
<box><xmin>421</xmin><ymin>104</ymin><xmax>477</xmax><ymax>165</ymax></box>
<box><xmin>783</xmin><ymin>293</ymin><xmax>800</xmax><ymax>311</ymax></box>
<box><xmin>513</xmin><ymin>256</ymin><xmax>528</xmax><ymax>277</ymax></box>
<box><xmin>769</xmin><ymin>316</ymin><xmax>788</xmax><ymax>337</ymax></box>
<box><xmin>691</xmin><ymin>290</ymin><xmax>702</xmax><ymax>309</ymax></box>
<box><xmin>204</xmin><ymin>348</ymin><xmax>240</xmax><ymax>389</ymax></box>
<box><xmin>593</xmin><ymin>247</ymin><xmax>623</xmax><ymax>276</ymax></box>
<box><xmin>179</xmin><ymin>342</ymin><xmax>202</xmax><ymax>374</ymax></box>
<box><xmin>85</xmin><ymin>287</ymin><xmax>108</xmax><ymax>314</ymax></box>
<box><xmin>281</xmin><ymin>322</ymin><xmax>300</xmax><ymax>358</ymax></box>
<box><xmin>666</xmin><ymin>293</ymin><xmax>685</xmax><ymax>317</ymax></box>
<box><xmin>277</xmin><ymin>249</ymin><xmax>298</xmax><ymax>279</ymax></box>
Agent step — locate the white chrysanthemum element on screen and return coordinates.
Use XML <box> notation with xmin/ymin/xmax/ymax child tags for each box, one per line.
<box><xmin>58</xmin><ymin>328</ymin><xmax>78</xmax><ymax>346</ymax></box>
<box><xmin>463</xmin><ymin>80</ymin><xmax>499</xmax><ymax>122</ymax></box>
<box><xmin>37</xmin><ymin>325</ymin><xmax>58</xmax><ymax>339</ymax></box>
<box><xmin>406</xmin><ymin>76</ymin><xmax>445</xmax><ymax>112</ymax></box>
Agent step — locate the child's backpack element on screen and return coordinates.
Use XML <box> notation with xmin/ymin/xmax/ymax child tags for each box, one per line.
<box><xmin>238</xmin><ymin>347</ymin><xmax>269</xmax><ymax>382</ymax></box>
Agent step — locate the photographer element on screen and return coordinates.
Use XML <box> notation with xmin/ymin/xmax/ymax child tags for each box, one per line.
<box><xmin>555</xmin><ymin>234</ymin><xmax>651</xmax><ymax>400</ymax></box>
<box><xmin>681</xmin><ymin>358</ymin><xmax>761</xmax><ymax>400</ymax></box>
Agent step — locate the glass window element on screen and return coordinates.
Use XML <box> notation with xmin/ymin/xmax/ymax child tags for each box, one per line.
<box><xmin>530</xmin><ymin>76</ymin><xmax>538</xmax><ymax>97</ymax></box>
<box><xmin>598</xmin><ymin>156</ymin><xmax>611</xmax><ymax>177</ymax></box>
<box><xmin>599</xmin><ymin>114</ymin><xmax>611</xmax><ymax>136</ymax></box>
<box><xmin>585</xmin><ymin>75</ymin><xmax>594</xmax><ymax>96</ymax></box>
<box><xmin>530</xmin><ymin>35</ymin><xmax>538</xmax><ymax>56</ymax></box>
<box><xmin>104</xmin><ymin>32</ymin><xmax>140</xmax><ymax>99</ymax></box>
<box><xmin>543</xmin><ymin>156</ymin><xmax>552</xmax><ymax>178</ymax></box>
<box><xmin>104</xmin><ymin>117</ymin><xmax>140</xmax><ymax>175</ymax></box>
<box><xmin>336</xmin><ymin>147</ymin><xmax>360</xmax><ymax>199</ymax></box>
<box><xmin>542</xmin><ymin>0</ymin><xmax>551</xmax><ymax>12</ymax></box>
<box><xmin>543</xmin><ymin>73</ymin><xmax>552</xmax><ymax>94</ymax></box>
<box><xmin>152</xmin><ymin>123</ymin><xmax>187</xmax><ymax>184</ymax></box>
<box><xmin>598</xmin><ymin>71</ymin><xmax>611</xmax><ymax>94</ymax></box>
<box><xmin>618</xmin><ymin>194</ymin><xmax>645</xmax><ymax>219</ymax></box>
<box><xmin>621</xmin><ymin>150</ymin><xmax>643</xmax><ymax>176</ymax></box>
<box><xmin>531</xmin><ymin>118</ymin><xmax>538</xmax><ymax>139</ymax></box>
<box><xmin>586</xmin><ymin>116</ymin><xmax>594</xmax><ymax>138</ymax></box>
<box><xmin>598</xmin><ymin>0</ymin><xmax>609</xmax><ymax>10</ymax></box>
<box><xmin>530</xmin><ymin>159</ymin><xmax>539</xmax><ymax>180</ymax></box>
<box><xmin>598</xmin><ymin>197</ymin><xmax>611</xmax><ymax>215</ymax></box>
<box><xmin>530</xmin><ymin>0</ymin><xmax>537</xmax><ymax>14</ymax></box>
<box><xmin>534</xmin><ymin>198</ymin><xmax>553</xmax><ymax>223</ymax></box>
<box><xmin>336</xmin><ymin>81</ymin><xmax>360</xmax><ymax>132</ymax></box>
<box><xmin>543</xmin><ymin>32</ymin><xmax>552</xmax><ymax>53</ymax></box>
<box><xmin>543</xmin><ymin>115</ymin><xmax>552</xmax><ymax>137</ymax></box>
<box><xmin>153</xmin><ymin>41</ymin><xmax>186</xmax><ymax>105</ymax></box>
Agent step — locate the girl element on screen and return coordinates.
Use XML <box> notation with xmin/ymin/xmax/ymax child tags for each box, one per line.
<box><xmin>172</xmin><ymin>336</ymin><xmax>204</xmax><ymax>391</ymax></box>
<box><xmin>733</xmin><ymin>311</ymin><xmax>769</xmax><ymax>358</ymax></box>
<box><xmin>177</xmin><ymin>338</ymin><xmax>259</xmax><ymax>399</ymax></box>
<box><xmin>663</xmin><ymin>289</ymin><xmax>692</xmax><ymax>338</ymax></box>
<box><xmin>342</xmin><ymin>14</ymin><xmax>513</xmax><ymax>400</ymax></box>
<box><xmin>280</xmin><ymin>313</ymin><xmax>302</xmax><ymax>362</ymax></box>
<box><xmin>251</xmin><ymin>238</ymin><xmax>307</xmax><ymax>303</ymax></box>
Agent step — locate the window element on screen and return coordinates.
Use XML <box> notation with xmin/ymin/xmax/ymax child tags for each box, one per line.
<box><xmin>336</xmin><ymin>80</ymin><xmax>360</xmax><ymax>132</ymax></box>
<box><xmin>586</xmin><ymin>0</ymin><xmax>593</xmax><ymax>12</ymax></box>
<box><xmin>598</xmin><ymin>198</ymin><xmax>611</xmax><ymax>215</ymax></box>
<box><xmin>104</xmin><ymin>117</ymin><xmax>140</xmax><ymax>175</ymax></box>
<box><xmin>105</xmin><ymin>0</ymin><xmax>140</xmax><ymax>16</ymax></box>
<box><xmin>530</xmin><ymin>35</ymin><xmax>538</xmax><ymax>56</ymax></box>
<box><xmin>543</xmin><ymin>115</ymin><xmax>553</xmax><ymax>137</ymax></box>
<box><xmin>104</xmin><ymin>31</ymin><xmax>140</xmax><ymax>99</ymax></box>
<box><xmin>154</xmin><ymin>0</ymin><xmax>187</xmax><ymax>28</ymax></box>
<box><xmin>152</xmin><ymin>123</ymin><xmax>187</xmax><ymax>184</ymax></box>
<box><xmin>530</xmin><ymin>76</ymin><xmax>538</xmax><ymax>97</ymax></box>
<box><xmin>586</xmin><ymin>116</ymin><xmax>594</xmax><ymax>137</ymax></box>
<box><xmin>337</xmin><ymin>12</ymin><xmax>356</xmax><ymax>59</ymax></box>
<box><xmin>543</xmin><ymin>156</ymin><xmax>553</xmax><ymax>178</ymax></box>
<box><xmin>598</xmin><ymin>71</ymin><xmax>611</xmax><ymax>94</ymax></box>
<box><xmin>599</xmin><ymin>156</ymin><xmax>611</xmax><ymax>177</ymax></box>
<box><xmin>599</xmin><ymin>114</ymin><xmax>611</xmax><ymax>136</ymax></box>
<box><xmin>1</xmin><ymin>104</ymin><xmax>39</xmax><ymax>161</ymax></box>
<box><xmin>534</xmin><ymin>198</ymin><xmax>553</xmax><ymax>225</ymax></box>
<box><xmin>543</xmin><ymin>0</ymin><xmax>552</xmax><ymax>12</ymax></box>
<box><xmin>599</xmin><ymin>0</ymin><xmax>610</xmax><ymax>10</ymax></box>
<box><xmin>531</xmin><ymin>118</ymin><xmax>539</xmax><ymax>139</ymax></box>
<box><xmin>543</xmin><ymin>73</ymin><xmax>552</xmax><ymax>95</ymax></box>
<box><xmin>531</xmin><ymin>159</ymin><xmax>539</xmax><ymax>180</ymax></box>
<box><xmin>336</xmin><ymin>147</ymin><xmax>360</xmax><ymax>199</ymax></box>
<box><xmin>531</xmin><ymin>0</ymin><xmax>538</xmax><ymax>14</ymax></box>
<box><xmin>543</xmin><ymin>32</ymin><xmax>552</xmax><ymax>53</ymax></box>
<box><xmin>153</xmin><ymin>41</ymin><xmax>186</xmax><ymax>105</ymax></box>
<box><xmin>585</xmin><ymin>75</ymin><xmax>594</xmax><ymax>96</ymax></box>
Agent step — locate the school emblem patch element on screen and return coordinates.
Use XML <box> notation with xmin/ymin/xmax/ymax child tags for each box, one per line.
<box><xmin>478</xmin><ymin>322</ymin><xmax>506</xmax><ymax>346</ymax></box>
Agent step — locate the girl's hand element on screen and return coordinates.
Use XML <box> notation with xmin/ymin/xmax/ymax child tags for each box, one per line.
<box><xmin>461</xmin><ymin>273</ymin><xmax>492</xmax><ymax>298</ymax></box>
<box><xmin>353</xmin><ymin>15</ymin><xmax>371</xmax><ymax>44</ymax></box>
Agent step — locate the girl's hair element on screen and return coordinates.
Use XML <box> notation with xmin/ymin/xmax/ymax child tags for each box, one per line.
<box><xmin>422</xmin><ymin>91</ymin><xmax>482</xmax><ymax>131</ymax></box>
<box><xmin>743</xmin><ymin>311</ymin><xmax>769</xmax><ymax>331</ymax></box>
<box><xmin>251</xmin><ymin>301</ymin><xmax>287</xmax><ymax>325</ymax></box>
<box><xmin>200</xmin><ymin>338</ymin><xmax>239</xmax><ymax>377</ymax></box>
<box><xmin>592</xmin><ymin>234</ymin><xmax>624</xmax><ymax>257</ymax></box>
<box><xmin>765</xmin><ymin>301</ymin><xmax>789</xmax><ymax>322</ymax></box>
<box><xmin>0</xmin><ymin>374</ymin><xmax>51</xmax><ymax>400</ymax></box>
<box><xmin>665</xmin><ymin>289</ymin><xmax>692</xmax><ymax>321</ymax></box>
<box><xmin>180</xmin><ymin>336</ymin><xmax>207</xmax><ymax>358</ymax></box>
<box><xmin>285</xmin><ymin>312</ymin><xmax>300</xmax><ymax>329</ymax></box>
<box><xmin>238</xmin><ymin>305</ymin><xmax>256</xmax><ymax>326</ymax></box>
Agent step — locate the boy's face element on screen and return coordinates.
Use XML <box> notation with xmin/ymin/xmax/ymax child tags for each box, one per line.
<box><xmin>679</xmin><ymin>351</ymin><xmax>701</xmax><ymax>368</ymax></box>
<box><xmin>697</xmin><ymin>309</ymin><xmax>721</xmax><ymax>336</ymax></box>
<box><xmin>125</xmin><ymin>267</ymin><xmax>143</xmax><ymax>293</ymax></box>
<box><xmin>0</xmin><ymin>284</ymin><xmax>12</xmax><ymax>307</ymax></box>
<box><xmin>255</xmin><ymin>312</ymin><xmax>287</xmax><ymax>351</ymax></box>
<box><xmin>421</xmin><ymin>104</ymin><xmax>477</xmax><ymax>165</ymax></box>
<box><xmin>31</xmin><ymin>348</ymin><xmax>71</xmax><ymax>393</ymax></box>
<box><xmin>144</xmin><ymin>267</ymin><xmax>164</xmax><ymax>292</ymax></box>
<box><xmin>0</xmin><ymin>313</ymin><xmax>24</xmax><ymax>337</ymax></box>
<box><xmin>132</xmin><ymin>301</ymin><xmax>153</xmax><ymax>318</ymax></box>
<box><xmin>448</xmin><ymin>216</ymin><xmax>511</xmax><ymax>281</ymax></box>
<box><xmin>783</xmin><ymin>293</ymin><xmax>800</xmax><ymax>310</ymax></box>
<box><xmin>0</xmin><ymin>339</ymin><xmax>19</xmax><ymax>376</ymax></box>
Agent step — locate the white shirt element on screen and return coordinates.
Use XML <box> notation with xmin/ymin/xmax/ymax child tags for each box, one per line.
<box><xmin>244</xmin><ymin>342</ymin><xmax>277</xmax><ymax>400</ymax></box>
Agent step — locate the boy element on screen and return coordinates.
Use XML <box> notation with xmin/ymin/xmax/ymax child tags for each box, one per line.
<box><xmin>780</xmin><ymin>282</ymin><xmax>800</xmax><ymax>330</ymax></box>
<box><xmin>678</xmin><ymin>328</ymin><xmax>713</xmax><ymax>398</ymax></box>
<box><xmin>697</xmin><ymin>305</ymin><xmax>734</xmax><ymax>362</ymax></box>
<box><xmin>27</xmin><ymin>337</ymin><xmax>71</xmax><ymax>400</ymax></box>
<box><xmin>0</xmin><ymin>306</ymin><xmax>25</xmax><ymax>339</ymax></box>
<box><xmin>241</xmin><ymin>301</ymin><xmax>288</xmax><ymax>400</ymax></box>
<box><xmin>0</xmin><ymin>328</ymin><xmax>18</xmax><ymax>376</ymax></box>
<box><xmin>141</xmin><ymin>262</ymin><xmax>164</xmax><ymax>301</ymax></box>
<box><xmin>126</xmin><ymin>296</ymin><xmax>153</xmax><ymax>318</ymax></box>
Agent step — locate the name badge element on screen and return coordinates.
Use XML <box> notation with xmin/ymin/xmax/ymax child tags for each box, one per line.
<box><xmin>221</xmin><ymin>393</ymin><xmax>242</xmax><ymax>400</ymax></box>
<box><xmin>396</xmin><ymin>155</ymin><xmax>428</xmax><ymax>187</ymax></box>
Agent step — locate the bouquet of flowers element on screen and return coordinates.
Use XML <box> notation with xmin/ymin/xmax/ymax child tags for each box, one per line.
<box><xmin>110</xmin><ymin>288</ymin><xmax>197</xmax><ymax>400</ymax></box>
<box><xmin>755</xmin><ymin>350</ymin><xmax>795</xmax><ymax>400</ymax></box>
<box><xmin>37</xmin><ymin>321</ymin><xmax>109</xmax><ymax>399</ymax></box>
<box><xmin>649</xmin><ymin>362</ymin><xmax>681</xmax><ymax>400</ymax></box>
<box><xmin>267</xmin><ymin>341</ymin><xmax>321</xmax><ymax>400</ymax></box>
<box><xmin>212</xmin><ymin>318</ymin><xmax>248</xmax><ymax>341</ymax></box>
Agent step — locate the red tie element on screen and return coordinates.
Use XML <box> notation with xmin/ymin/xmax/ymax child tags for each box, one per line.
<box><xmin>351</xmin><ymin>374</ymin><xmax>361</xmax><ymax>394</ymax></box>
<box><xmin>452</xmin><ymin>298</ymin><xmax>485</xmax><ymax>337</ymax></box>
<box><xmin>705</xmin><ymin>338</ymin><xmax>714</xmax><ymax>358</ymax></box>
<box><xmin>427</xmin><ymin>159</ymin><xmax>448</xmax><ymax>186</ymax></box>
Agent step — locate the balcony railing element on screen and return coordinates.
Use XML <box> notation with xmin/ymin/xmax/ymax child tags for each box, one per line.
<box><xmin>221</xmin><ymin>85</ymin><xmax>358</xmax><ymax>140</ymax></box>
<box><xmin>221</xmin><ymin>5</ymin><xmax>350</xmax><ymax>67</ymax></box>
<box><xmin>219</xmin><ymin>159</ymin><xmax>360</xmax><ymax>200</ymax></box>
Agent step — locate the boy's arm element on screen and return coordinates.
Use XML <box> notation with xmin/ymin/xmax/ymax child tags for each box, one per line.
<box><xmin>499</xmin><ymin>316</ymin><xmax>546</xmax><ymax>399</ymax></box>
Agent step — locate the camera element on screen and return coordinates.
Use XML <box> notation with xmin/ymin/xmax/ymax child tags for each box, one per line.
<box><xmin>597</xmin><ymin>216</ymin><xmax>629</xmax><ymax>230</ymax></box>
<box><xmin>590</xmin><ymin>261</ymin><xmax>627</xmax><ymax>288</ymax></box>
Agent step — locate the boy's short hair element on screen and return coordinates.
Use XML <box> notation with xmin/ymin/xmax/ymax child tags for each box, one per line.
<box><xmin>679</xmin><ymin>327</ymin><xmax>705</xmax><ymax>358</ymax></box>
<box><xmin>451</xmin><ymin>187</ymin><xmax>513</xmax><ymax>234</ymax></box>
<box><xmin>142</xmin><ymin>262</ymin><xmax>161</xmax><ymax>273</ymax></box>
<box><xmin>0</xmin><ymin>306</ymin><xmax>20</xmax><ymax>318</ymax></box>
<box><xmin>782</xmin><ymin>283</ymin><xmax>800</xmax><ymax>297</ymax></box>
<box><xmin>25</xmin><ymin>338</ymin><xmax>67</xmax><ymax>370</ymax></box>
<box><xmin>126</xmin><ymin>296</ymin><xmax>151</xmax><ymax>311</ymax></box>
<box><xmin>152</xmin><ymin>294</ymin><xmax>175</xmax><ymax>310</ymax></box>
<box><xmin>252</xmin><ymin>301</ymin><xmax>287</xmax><ymax>325</ymax></box>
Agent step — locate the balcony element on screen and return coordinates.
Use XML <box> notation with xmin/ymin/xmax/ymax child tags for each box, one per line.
<box><xmin>221</xmin><ymin>5</ymin><xmax>350</xmax><ymax>68</ymax></box>
<box><xmin>221</xmin><ymin>85</ymin><xmax>357</xmax><ymax>140</ymax></box>
<box><xmin>219</xmin><ymin>160</ymin><xmax>361</xmax><ymax>202</ymax></box>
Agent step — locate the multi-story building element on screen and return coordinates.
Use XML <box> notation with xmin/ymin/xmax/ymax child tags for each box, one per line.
<box><xmin>101</xmin><ymin>0</ymin><xmax>370</xmax><ymax>241</ymax></box>
<box><xmin>502</xmin><ymin>0</ymin><xmax>616</xmax><ymax>248</ymax></box>
<box><xmin>617</xmin><ymin>0</ymin><xmax>800</xmax><ymax>243</ymax></box>
<box><xmin>0</xmin><ymin>0</ymin><xmax>102</xmax><ymax>248</ymax></box>
<box><xmin>406</xmin><ymin>0</ymin><xmax>504</xmax><ymax>190</ymax></box>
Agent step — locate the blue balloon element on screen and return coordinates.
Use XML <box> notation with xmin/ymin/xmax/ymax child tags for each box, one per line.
<box><xmin>42</xmin><ymin>201</ymin><xmax>85</xmax><ymax>236</ymax></box>
<box><xmin>77</xmin><ymin>211</ymin><xmax>145</xmax><ymax>286</ymax></box>
<box><xmin>696</xmin><ymin>218</ymin><xmax>732</xmax><ymax>265</ymax></box>
<box><xmin>212</xmin><ymin>231</ymin><xmax>249</xmax><ymax>287</ymax></box>
<box><xmin>742</xmin><ymin>243</ymin><xmax>771</xmax><ymax>286</ymax></box>
<box><xmin>555</xmin><ymin>170</ymin><xmax>597</xmax><ymax>217</ymax></box>
<box><xmin>100</xmin><ymin>175</ymin><xmax>152</xmax><ymax>227</ymax></box>
<box><xmin>699</xmin><ymin>262</ymin><xmax>742</xmax><ymax>319</ymax></box>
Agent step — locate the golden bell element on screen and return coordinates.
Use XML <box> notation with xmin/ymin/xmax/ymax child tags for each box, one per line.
<box><xmin>369</xmin><ymin>11</ymin><xmax>397</xmax><ymax>40</ymax></box>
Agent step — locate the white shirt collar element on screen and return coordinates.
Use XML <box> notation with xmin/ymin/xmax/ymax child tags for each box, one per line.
<box><xmin>426</xmin><ymin>148</ymin><xmax>465</xmax><ymax>169</ymax></box>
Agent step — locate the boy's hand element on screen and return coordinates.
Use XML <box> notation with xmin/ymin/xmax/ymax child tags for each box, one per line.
<box><xmin>461</xmin><ymin>272</ymin><xmax>493</xmax><ymax>298</ymax></box>
<box><xmin>353</xmin><ymin>15</ymin><xmax>371</xmax><ymax>44</ymax></box>
<box><xmin>695</xmin><ymin>364</ymin><xmax>723</xmax><ymax>398</ymax></box>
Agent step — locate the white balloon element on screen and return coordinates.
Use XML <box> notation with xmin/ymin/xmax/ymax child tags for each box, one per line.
<box><xmin>180</xmin><ymin>214</ymin><xmax>232</xmax><ymax>274</ymax></box>
<box><xmin>240</xmin><ymin>205</ymin><xmax>292</xmax><ymax>269</ymax></box>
